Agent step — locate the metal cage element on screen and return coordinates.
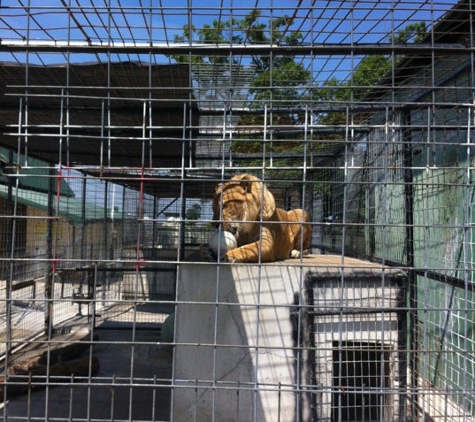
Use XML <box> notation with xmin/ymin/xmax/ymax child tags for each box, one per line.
<box><xmin>1</xmin><ymin>1</ymin><xmax>474</xmax><ymax>421</ymax></box>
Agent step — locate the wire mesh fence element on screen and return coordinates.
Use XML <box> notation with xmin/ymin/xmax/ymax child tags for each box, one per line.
<box><xmin>1</xmin><ymin>1</ymin><xmax>475</xmax><ymax>421</ymax></box>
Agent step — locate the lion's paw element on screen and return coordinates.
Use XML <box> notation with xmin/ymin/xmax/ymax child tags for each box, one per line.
<box><xmin>220</xmin><ymin>252</ymin><xmax>238</xmax><ymax>263</ymax></box>
<box><xmin>290</xmin><ymin>249</ymin><xmax>301</xmax><ymax>259</ymax></box>
<box><xmin>203</xmin><ymin>246</ymin><xmax>234</xmax><ymax>263</ymax></box>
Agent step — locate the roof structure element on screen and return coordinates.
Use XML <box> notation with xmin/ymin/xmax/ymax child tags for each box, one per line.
<box><xmin>0</xmin><ymin>0</ymin><xmax>463</xmax><ymax>199</ymax></box>
<box><xmin>0</xmin><ymin>184</ymin><xmax>120</xmax><ymax>225</ymax></box>
<box><xmin>0</xmin><ymin>61</ymin><xmax>198</xmax><ymax>168</ymax></box>
<box><xmin>0</xmin><ymin>147</ymin><xmax>75</xmax><ymax>198</ymax></box>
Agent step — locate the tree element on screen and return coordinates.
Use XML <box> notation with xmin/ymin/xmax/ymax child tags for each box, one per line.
<box><xmin>171</xmin><ymin>16</ymin><xmax>427</xmax><ymax>181</ymax></box>
<box><xmin>315</xmin><ymin>22</ymin><xmax>428</xmax><ymax>127</ymax></box>
<box><xmin>310</xmin><ymin>22</ymin><xmax>428</xmax><ymax>213</ymax></box>
<box><xmin>171</xmin><ymin>10</ymin><xmax>311</xmax><ymax>156</ymax></box>
<box><xmin>185</xmin><ymin>203</ymin><xmax>202</xmax><ymax>220</ymax></box>
<box><xmin>389</xmin><ymin>22</ymin><xmax>427</xmax><ymax>44</ymax></box>
<box><xmin>350</xmin><ymin>22</ymin><xmax>427</xmax><ymax>99</ymax></box>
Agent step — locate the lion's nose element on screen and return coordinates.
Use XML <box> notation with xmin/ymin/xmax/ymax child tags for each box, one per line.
<box><xmin>227</xmin><ymin>226</ymin><xmax>237</xmax><ymax>235</ymax></box>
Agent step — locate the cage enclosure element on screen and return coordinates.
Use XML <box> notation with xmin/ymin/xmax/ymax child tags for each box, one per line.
<box><xmin>1</xmin><ymin>1</ymin><xmax>475</xmax><ymax>422</ymax></box>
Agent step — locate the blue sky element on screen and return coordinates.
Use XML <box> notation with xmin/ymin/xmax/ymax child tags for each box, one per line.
<box><xmin>0</xmin><ymin>0</ymin><xmax>459</xmax><ymax>84</ymax></box>
<box><xmin>0</xmin><ymin>1</ymin><xmax>457</xmax><ymax>51</ymax></box>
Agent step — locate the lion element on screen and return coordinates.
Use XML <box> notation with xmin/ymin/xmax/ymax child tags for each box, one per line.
<box><xmin>210</xmin><ymin>174</ymin><xmax>312</xmax><ymax>263</ymax></box>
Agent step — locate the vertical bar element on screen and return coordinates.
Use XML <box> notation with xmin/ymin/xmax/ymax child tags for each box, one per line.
<box><xmin>5</xmin><ymin>149</ymin><xmax>16</xmax><ymax>357</ymax></box>
<box><xmin>402</xmin><ymin>109</ymin><xmax>415</xmax><ymax>421</ymax></box>
<box><xmin>177</xmin><ymin>103</ymin><xmax>188</xmax><ymax>262</ymax></box>
<box><xmin>45</xmin><ymin>167</ymin><xmax>54</xmax><ymax>337</ymax></box>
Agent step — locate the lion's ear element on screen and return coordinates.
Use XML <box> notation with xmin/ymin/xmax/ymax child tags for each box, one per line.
<box><xmin>237</xmin><ymin>174</ymin><xmax>257</xmax><ymax>192</ymax></box>
<box><xmin>214</xmin><ymin>182</ymin><xmax>224</xmax><ymax>196</ymax></box>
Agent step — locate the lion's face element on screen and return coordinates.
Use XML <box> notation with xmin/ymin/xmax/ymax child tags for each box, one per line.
<box><xmin>212</xmin><ymin>174</ymin><xmax>276</xmax><ymax>244</ymax></box>
<box><xmin>212</xmin><ymin>182</ymin><xmax>254</xmax><ymax>243</ymax></box>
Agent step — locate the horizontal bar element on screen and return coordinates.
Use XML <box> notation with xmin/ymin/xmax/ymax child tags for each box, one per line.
<box><xmin>1</xmin><ymin>40</ymin><xmax>473</xmax><ymax>56</ymax></box>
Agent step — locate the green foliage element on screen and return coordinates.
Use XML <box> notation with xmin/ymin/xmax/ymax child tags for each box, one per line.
<box><xmin>389</xmin><ymin>22</ymin><xmax>427</xmax><ymax>44</ymax></box>
<box><xmin>185</xmin><ymin>203</ymin><xmax>202</xmax><ymax>220</ymax></box>
<box><xmin>251</xmin><ymin>60</ymin><xmax>311</xmax><ymax>104</ymax></box>
<box><xmin>315</xmin><ymin>21</ymin><xmax>428</xmax><ymax>127</ymax></box>
<box><xmin>348</xmin><ymin>54</ymin><xmax>394</xmax><ymax>100</ymax></box>
<box><xmin>170</xmin><ymin>13</ymin><xmax>427</xmax><ymax>182</ymax></box>
<box><xmin>172</xmin><ymin>20</ymin><xmax>239</xmax><ymax>65</ymax></box>
<box><xmin>170</xmin><ymin>9</ymin><xmax>310</xmax><ymax>105</ymax></box>
<box><xmin>351</xmin><ymin>21</ymin><xmax>427</xmax><ymax>95</ymax></box>
<box><xmin>171</xmin><ymin>9</ymin><xmax>311</xmax><ymax>165</ymax></box>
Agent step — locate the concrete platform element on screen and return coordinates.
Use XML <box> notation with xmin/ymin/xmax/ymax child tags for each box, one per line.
<box><xmin>172</xmin><ymin>254</ymin><xmax>406</xmax><ymax>422</ymax></box>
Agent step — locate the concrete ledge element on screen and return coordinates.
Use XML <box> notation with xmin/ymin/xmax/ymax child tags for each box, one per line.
<box><xmin>173</xmin><ymin>263</ymin><xmax>306</xmax><ymax>422</ymax></box>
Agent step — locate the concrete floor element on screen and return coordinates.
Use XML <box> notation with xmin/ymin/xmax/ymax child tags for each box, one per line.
<box><xmin>1</xmin><ymin>323</ymin><xmax>173</xmax><ymax>421</ymax></box>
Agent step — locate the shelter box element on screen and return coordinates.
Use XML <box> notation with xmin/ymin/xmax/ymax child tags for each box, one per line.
<box><xmin>302</xmin><ymin>268</ymin><xmax>406</xmax><ymax>422</ymax></box>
